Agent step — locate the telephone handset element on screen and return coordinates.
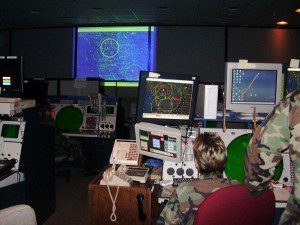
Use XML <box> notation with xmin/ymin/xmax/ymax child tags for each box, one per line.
<box><xmin>100</xmin><ymin>165</ymin><xmax>133</xmax><ymax>187</ymax></box>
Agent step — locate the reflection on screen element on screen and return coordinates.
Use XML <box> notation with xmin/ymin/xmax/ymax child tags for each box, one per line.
<box><xmin>142</xmin><ymin>78</ymin><xmax>194</xmax><ymax>120</ymax></box>
<box><xmin>139</xmin><ymin>130</ymin><xmax>177</xmax><ymax>159</ymax></box>
<box><xmin>231</xmin><ymin>69</ymin><xmax>277</xmax><ymax>104</ymax></box>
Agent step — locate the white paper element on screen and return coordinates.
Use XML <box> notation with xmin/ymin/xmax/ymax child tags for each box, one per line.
<box><xmin>290</xmin><ymin>59</ymin><xmax>300</xmax><ymax>68</ymax></box>
<box><xmin>148</xmin><ymin>72</ymin><xmax>160</xmax><ymax>78</ymax></box>
<box><xmin>237</xmin><ymin>59</ymin><xmax>256</xmax><ymax>69</ymax></box>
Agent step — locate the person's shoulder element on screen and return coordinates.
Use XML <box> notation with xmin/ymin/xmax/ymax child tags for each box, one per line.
<box><xmin>176</xmin><ymin>178</ymin><xmax>238</xmax><ymax>196</ymax></box>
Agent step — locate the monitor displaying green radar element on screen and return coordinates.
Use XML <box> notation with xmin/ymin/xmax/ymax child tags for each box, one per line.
<box><xmin>136</xmin><ymin>71</ymin><xmax>199</xmax><ymax>125</ymax></box>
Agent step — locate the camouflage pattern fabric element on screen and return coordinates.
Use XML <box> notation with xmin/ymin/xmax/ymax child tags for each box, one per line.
<box><xmin>156</xmin><ymin>178</ymin><xmax>238</xmax><ymax>225</ymax></box>
<box><xmin>244</xmin><ymin>90</ymin><xmax>300</xmax><ymax>225</ymax></box>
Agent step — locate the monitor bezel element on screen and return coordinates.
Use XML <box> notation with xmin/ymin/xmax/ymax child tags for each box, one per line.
<box><xmin>0</xmin><ymin>121</ymin><xmax>25</xmax><ymax>143</ymax></box>
<box><xmin>0</xmin><ymin>56</ymin><xmax>23</xmax><ymax>96</ymax></box>
<box><xmin>136</xmin><ymin>71</ymin><xmax>199</xmax><ymax>125</ymax></box>
<box><xmin>135</xmin><ymin>122</ymin><xmax>182</xmax><ymax>163</ymax></box>
<box><xmin>224</xmin><ymin>62</ymin><xmax>282</xmax><ymax>114</ymax></box>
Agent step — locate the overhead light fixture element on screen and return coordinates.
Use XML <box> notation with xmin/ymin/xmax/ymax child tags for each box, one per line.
<box><xmin>30</xmin><ymin>10</ymin><xmax>40</xmax><ymax>14</ymax></box>
<box><xmin>295</xmin><ymin>8</ymin><xmax>300</xmax><ymax>13</ymax></box>
<box><xmin>227</xmin><ymin>7</ymin><xmax>239</xmax><ymax>12</ymax></box>
<box><xmin>277</xmin><ymin>21</ymin><xmax>288</xmax><ymax>25</ymax></box>
<box><xmin>92</xmin><ymin>7</ymin><xmax>103</xmax><ymax>11</ymax></box>
<box><xmin>158</xmin><ymin>6</ymin><xmax>169</xmax><ymax>11</ymax></box>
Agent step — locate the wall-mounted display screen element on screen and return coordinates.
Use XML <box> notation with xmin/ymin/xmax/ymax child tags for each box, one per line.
<box><xmin>76</xmin><ymin>26</ymin><xmax>156</xmax><ymax>81</ymax></box>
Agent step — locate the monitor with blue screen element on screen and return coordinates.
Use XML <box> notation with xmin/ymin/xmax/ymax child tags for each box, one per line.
<box><xmin>231</xmin><ymin>69</ymin><xmax>277</xmax><ymax>103</ymax></box>
<box><xmin>225</xmin><ymin>62</ymin><xmax>282</xmax><ymax>116</ymax></box>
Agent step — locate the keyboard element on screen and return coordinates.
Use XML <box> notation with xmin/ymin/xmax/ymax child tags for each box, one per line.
<box><xmin>173</xmin><ymin>178</ymin><xmax>200</xmax><ymax>187</ymax></box>
<box><xmin>125</xmin><ymin>167</ymin><xmax>149</xmax><ymax>183</ymax></box>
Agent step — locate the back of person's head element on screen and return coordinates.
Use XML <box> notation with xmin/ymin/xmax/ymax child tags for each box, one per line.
<box><xmin>193</xmin><ymin>132</ymin><xmax>227</xmax><ymax>178</ymax></box>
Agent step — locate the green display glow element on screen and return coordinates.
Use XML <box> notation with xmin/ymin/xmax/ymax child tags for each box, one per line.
<box><xmin>225</xmin><ymin>134</ymin><xmax>283</xmax><ymax>183</ymax></box>
<box><xmin>100</xmin><ymin>81</ymin><xmax>138</xmax><ymax>87</ymax></box>
<box><xmin>78</xmin><ymin>26</ymin><xmax>154</xmax><ymax>33</ymax></box>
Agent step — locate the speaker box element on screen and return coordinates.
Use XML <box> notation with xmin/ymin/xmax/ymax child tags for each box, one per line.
<box><xmin>163</xmin><ymin>161</ymin><xmax>199</xmax><ymax>180</ymax></box>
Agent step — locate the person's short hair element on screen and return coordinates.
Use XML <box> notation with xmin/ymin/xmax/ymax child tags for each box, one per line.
<box><xmin>193</xmin><ymin>132</ymin><xmax>227</xmax><ymax>178</ymax></box>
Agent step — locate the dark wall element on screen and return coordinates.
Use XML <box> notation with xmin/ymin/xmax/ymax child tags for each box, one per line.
<box><xmin>11</xmin><ymin>28</ymin><xmax>74</xmax><ymax>78</ymax></box>
<box><xmin>2</xmin><ymin>26</ymin><xmax>300</xmax><ymax>82</ymax></box>
<box><xmin>227</xmin><ymin>27</ymin><xmax>300</xmax><ymax>64</ymax></box>
<box><xmin>156</xmin><ymin>26</ymin><xmax>225</xmax><ymax>83</ymax></box>
<box><xmin>0</xmin><ymin>30</ymin><xmax>10</xmax><ymax>56</ymax></box>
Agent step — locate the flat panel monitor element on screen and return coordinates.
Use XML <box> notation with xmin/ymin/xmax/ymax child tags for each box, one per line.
<box><xmin>136</xmin><ymin>71</ymin><xmax>199</xmax><ymax>125</ymax></box>
<box><xmin>286</xmin><ymin>68</ymin><xmax>300</xmax><ymax>94</ymax></box>
<box><xmin>135</xmin><ymin>122</ymin><xmax>182</xmax><ymax>162</ymax></box>
<box><xmin>0</xmin><ymin>56</ymin><xmax>23</xmax><ymax>97</ymax></box>
<box><xmin>225</xmin><ymin>62</ymin><xmax>282</xmax><ymax>116</ymax></box>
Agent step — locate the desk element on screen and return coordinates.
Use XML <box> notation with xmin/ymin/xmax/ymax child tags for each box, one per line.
<box><xmin>88</xmin><ymin>173</ymin><xmax>161</xmax><ymax>225</ymax></box>
<box><xmin>0</xmin><ymin>172</ymin><xmax>26</xmax><ymax>209</ymax></box>
<box><xmin>0</xmin><ymin>172</ymin><xmax>25</xmax><ymax>188</ymax></box>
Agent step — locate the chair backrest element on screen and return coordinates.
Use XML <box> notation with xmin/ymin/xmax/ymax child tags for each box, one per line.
<box><xmin>0</xmin><ymin>204</ymin><xmax>37</xmax><ymax>225</ymax></box>
<box><xmin>193</xmin><ymin>184</ymin><xmax>275</xmax><ymax>225</ymax></box>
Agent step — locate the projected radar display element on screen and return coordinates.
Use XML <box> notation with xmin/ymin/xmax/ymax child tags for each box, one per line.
<box><xmin>76</xmin><ymin>26</ymin><xmax>156</xmax><ymax>81</ymax></box>
<box><xmin>231</xmin><ymin>69</ymin><xmax>277</xmax><ymax>103</ymax></box>
<box><xmin>143</xmin><ymin>78</ymin><xmax>193</xmax><ymax>120</ymax></box>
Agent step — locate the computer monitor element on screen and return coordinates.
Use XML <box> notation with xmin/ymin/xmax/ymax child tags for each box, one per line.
<box><xmin>136</xmin><ymin>71</ymin><xmax>199</xmax><ymax>125</ymax></box>
<box><xmin>0</xmin><ymin>56</ymin><xmax>23</xmax><ymax>97</ymax></box>
<box><xmin>135</xmin><ymin>122</ymin><xmax>182</xmax><ymax>162</ymax></box>
<box><xmin>286</xmin><ymin>68</ymin><xmax>300</xmax><ymax>94</ymax></box>
<box><xmin>224</xmin><ymin>62</ymin><xmax>283</xmax><ymax>116</ymax></box>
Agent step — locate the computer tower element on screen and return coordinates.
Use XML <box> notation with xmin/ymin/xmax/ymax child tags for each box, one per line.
<box><xmin>195</xmin><ymin>84</ymin><xmax>218</xmax><ymax>119</ymax></box>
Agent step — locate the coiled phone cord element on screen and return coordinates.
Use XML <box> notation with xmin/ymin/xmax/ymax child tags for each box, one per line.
<box><xmin>105</xmin><ymin>181</ymin><xmax>120</xmax><ymax>222</ymax></box>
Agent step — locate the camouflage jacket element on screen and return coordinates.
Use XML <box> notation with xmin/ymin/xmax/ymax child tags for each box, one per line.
<box><xmin>244</xmin><ymin>90</ymin><xmax>300</xmax><ymax>225</ymax></box>
<box><xmin>156</xmin><ymin>178</ymin><xmax>238</xmax><ymax>225</ymax></box>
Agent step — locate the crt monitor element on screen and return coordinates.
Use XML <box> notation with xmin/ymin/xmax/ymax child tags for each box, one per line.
<box><xmin>224</xmin><ymin>62</ymin><xmax>282</xmax><ymax>115</ymax></box>
<box><xmin>286</xmin><ymin>68</ymin><xmax>300</xmax><ymax>94</ymax></box>
<box><xmin>0</xmin><ymin>56</ymin><xmax>23</xmax><ymax>97</ymax></box>
<box><xmin>136</xmin><ymin>71</ymin><xmax>199</xmax><ymax>125</ymax></box>
<box><xmin>135</xmin><ymin>122</ymin><xmax>182</xmax><ymax>163</ymax></box>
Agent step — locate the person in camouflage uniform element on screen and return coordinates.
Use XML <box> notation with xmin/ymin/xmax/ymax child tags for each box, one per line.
<box><xmin>244</xmin><ymin>90</ymin><xmax>300</xmax><ymax>225</ymax></box>
<box><xmin>157</xmin><ymin>132</ymin><xmax>238</xmax><ymax>225</ymax></box>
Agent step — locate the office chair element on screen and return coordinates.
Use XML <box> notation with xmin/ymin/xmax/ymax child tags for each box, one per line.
<box><xmin>0</xmin><ymin>205</ymin><xmax>37</xmax><ymax>225</ymax></box>
<box><xmin>193</xmin><ymin>184</ymin><xmax>275</xmax><ymax>225</ymax></box>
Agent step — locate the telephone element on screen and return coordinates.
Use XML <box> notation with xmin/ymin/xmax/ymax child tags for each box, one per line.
<box><xmin>109</xmin><ymin>139</ymin><xmax>139</xmax><ymax>166</ymax></box>
<box><xmin>100</xmin><ymin>165</ymin><xmax>133</xmax><ymax>187</ymax></box>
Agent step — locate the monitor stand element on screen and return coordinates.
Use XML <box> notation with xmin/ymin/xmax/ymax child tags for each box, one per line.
<box><xmin>236</xmin><ymin>112</ymin><xmax>267</xmax><ymax>121</ymax></box>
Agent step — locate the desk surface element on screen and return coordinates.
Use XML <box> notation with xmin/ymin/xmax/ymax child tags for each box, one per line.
<box><xmin>0</xmin><ymin>172</ymin><xmax>25</xmax><ymax>188</ymax></box>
